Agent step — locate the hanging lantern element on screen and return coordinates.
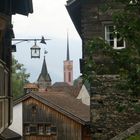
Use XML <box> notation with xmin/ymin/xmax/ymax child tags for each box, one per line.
<box><xmin>30</xmin><ymin>40</ymin><xmax>41</xmax><ymax>58</ymax></box>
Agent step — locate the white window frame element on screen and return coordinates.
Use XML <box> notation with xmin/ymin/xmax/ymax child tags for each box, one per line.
<box><xmin>105</xmin><ymin>25</ymin><xmax>126</xmax><ymax>49</ymax></box>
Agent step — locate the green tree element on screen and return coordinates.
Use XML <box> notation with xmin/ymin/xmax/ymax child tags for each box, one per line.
<box><xmin>110</xmin><ymin>0</ymin><xmax>140</xmax><ymax>95</ymax></box>
<box><xmin>12</xmin><ymin>56</ymin><xmax>30</xmax><ymax>99</ymax></box>
<box><xmin>84</xmin><ymin>1</ymin><xmax>140</xmax><ymax>96</ymax></box>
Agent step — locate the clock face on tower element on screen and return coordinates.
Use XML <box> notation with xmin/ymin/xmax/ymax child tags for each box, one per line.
<box><xmin>67</xmin><ymin>65</ymin><xmax>72</xmax><ymax>70</ymax></box>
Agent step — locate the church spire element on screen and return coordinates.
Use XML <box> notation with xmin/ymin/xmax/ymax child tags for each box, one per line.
<box><xmin>41</xmin><ymin>56</ymin><xmax>48</xmax><ymax>77</ymax></box>
<box><xmin>37</xmin><ymin>54</ymin><xmax>51</xmax><ymax>90</ymax></box>
<box><xmin>66</xmin><ymin>31</ymin><xmax>70</xmax><ymax>60</ymax></box>
<box><xmin>64</xmin><ymin>31</ymin><xmax>73</xmax><ymax>85</ymax></box>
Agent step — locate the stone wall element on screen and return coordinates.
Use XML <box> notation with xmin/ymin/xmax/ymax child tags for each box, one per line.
<box><xmin>90</xmin><ymin>75</ymin><xmax>140</xmax><ymax>140</ymax></box>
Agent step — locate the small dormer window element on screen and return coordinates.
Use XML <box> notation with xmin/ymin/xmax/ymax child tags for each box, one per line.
<box><xmin>105</xmin><ymin>25</ymin><xmax>126</xmax><ymax>49</ymax></box>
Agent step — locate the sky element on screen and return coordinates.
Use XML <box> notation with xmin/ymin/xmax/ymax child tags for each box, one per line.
<box><xmin>12</xmin><ymin>0</ymin><xmax>82</xmax><ymax>84</ymax></box>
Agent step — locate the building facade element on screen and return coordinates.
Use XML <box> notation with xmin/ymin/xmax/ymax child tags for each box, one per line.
<box><xmin>10</xmin><ymin>91</ymin><xmax>91</xmax><ymax>140</ymax></box>
<box><xmin>0</xmin><ymin>0</ymin><xmax>33</xmax><ymax>139</ymax></box>
<box><xmin>66</xmin><ymin>0</ymin><xmax>140</xmax><ymax>140</ymax></box>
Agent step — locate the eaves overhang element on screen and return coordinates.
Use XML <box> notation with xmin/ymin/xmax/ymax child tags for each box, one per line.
<box><xmin>66</xmin><ymin>0</ymin><xmax>81</xmax><ymax>38</ymax></box>
<box><xmin>14</xmin><ymin>93</ymin><xmax>90</xmax><ymax>125</ymax></box>
<box><xmin>0</xmin><ymin>0</ymin><xmax>33</xmax><ymax>16</ymax></box>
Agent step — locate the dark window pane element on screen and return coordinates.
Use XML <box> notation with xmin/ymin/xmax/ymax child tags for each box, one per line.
<box><xmin>117</xmin><ymin>33</ymin><xmax>124</xmax><ymax>47</ymax></box>
<box><xmin>51</xmin><ymin>126</ymin><xmax>57</xmax><ymax>134</ymax></box>
<box><xmin>30</xmin><ymin>125</ymin><xmax>37</xmax><ymax>134</ymax></box>
<box><xmin>24</xmin><ymin>124</ymin><xmax>30</xmax><ymax>135</ymax></box>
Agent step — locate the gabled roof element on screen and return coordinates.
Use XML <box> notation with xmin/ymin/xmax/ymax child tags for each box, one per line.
<box><xmin>14</xmin><ymin>91</ymin><xmax>90</xmax><ymax>125</ymax></box>
<box><xmin>37</xmin><ymin>57</ymin><xmax>51</xmax><ymax>82</ymax></box>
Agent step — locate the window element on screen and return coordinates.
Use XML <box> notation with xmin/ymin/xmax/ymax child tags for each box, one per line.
<box><xmin>30</xmin><ymin>124</ymin><xmax>37</xmax><ymax>134</ymax></box>
<box><xmin>105</xmin><ymin>25</ymin><xmax>125</xmax><ymax>49</ymax></box>
<box><xmin>24</xmin><ymin>125</ymin><xmax>30</xmax><ymax>135</ymax></box>
<box><xmin>68</xmin><ymin>72</ymin><xmax>71</xmax><ymax>82</ymax></box>
<box><xmin>46</xmin><ymin>125</ymin><xmax>51</xmax><ymax>135</ymax></box>
<box><xmin>51</xmin><ymin>126</ymin><xmax>57</xmax><ymax>135</ymax></box>
<box><xmin>38</xmin><ymin>124</ymin><xmax>44</xmax><ymax>135</ymax></box>
<box><xmin>129</xmin><ymin>0</ymin><xmax>138</xmax><ymax>4</ymax></box>
<box><xmin>45</xmin><ymin>125</ymin><xmax>57</xmax><ymax>135</ymax></box>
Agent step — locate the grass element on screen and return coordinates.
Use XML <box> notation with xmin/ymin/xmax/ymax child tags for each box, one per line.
<box><xmin>126</xmin><ymin>135</ymin><xmax>140</xmax><ymax>140</ymax></box>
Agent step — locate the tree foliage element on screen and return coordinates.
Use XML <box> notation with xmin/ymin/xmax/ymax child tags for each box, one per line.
<box><xmin>83</xmin><ymin>0</ymin><xmax>140</xmax><ymax>96</ymax></box>
<box><xmin>12</xmin><ymin>56</ymin><xmax>30</xmax><ymax>99</ymax></box>
<box><xmin>111</xmin><ymin>0</ymin><xmax>140</xmax><ymax>95</ymax></box>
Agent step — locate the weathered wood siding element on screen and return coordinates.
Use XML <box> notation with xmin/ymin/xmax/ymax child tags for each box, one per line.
<box><xmin>23</xmin><ymin>97</ymin><xmax>83</xmax><ymax>140</ymax></box>
<box><xmin>0</xmin><ymin>14</ymin><xmax>12</xmax><ymax>133</ymax></box>
<box><xmin>24</xmin><ymin>135</ymin><xmax>57</xmax><ymax>140</ymax></box>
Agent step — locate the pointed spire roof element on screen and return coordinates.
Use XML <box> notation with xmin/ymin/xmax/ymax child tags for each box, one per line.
<box><xmin>66</xmin><ymin>31</ymin><xmax>70</xmax><ymax>60</ymax></box>
<box><xmin>37</xmin><ymin>56</ymin><xmax>51</xmax><ymax>82</ymax></box>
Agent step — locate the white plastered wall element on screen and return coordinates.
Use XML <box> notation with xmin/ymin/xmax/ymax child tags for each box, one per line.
<box><xmin>77</xmin><ymin>85</ymin><xmax>90</xmax><ymax>106</ymax></box>
<box><xmin>9</xmin><ymin>102</ymin><xmax>23</xmax><ymax>136</ymax></box>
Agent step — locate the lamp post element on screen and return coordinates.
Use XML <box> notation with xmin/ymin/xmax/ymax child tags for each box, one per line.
<box><xmin>12</xmin><ymin>36</ymin><xmax>50</xmax><ymax>58</ymax></box>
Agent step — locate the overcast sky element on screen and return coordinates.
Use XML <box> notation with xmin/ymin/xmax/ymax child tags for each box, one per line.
<box><xmin>12</xmin><ymin>0</ymin><xmax>82</xmax><ymax>84</ymax></box>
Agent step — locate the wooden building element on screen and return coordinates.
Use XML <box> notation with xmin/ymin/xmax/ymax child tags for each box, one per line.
<box><xmin>11</xmin><ymin>89</ymin><xmax>91</xmax><ymax>140</ymax></box>
<box><xmin>0</xmin><ymin>0</ymin><xmax>33</xmax><ymax>139</ymax></box>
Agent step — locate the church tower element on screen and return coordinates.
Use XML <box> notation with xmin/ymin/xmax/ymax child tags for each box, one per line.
<box><xmin>64</xmin><ymin>32</ymin><xmax>73</xmax><ymax>85</ymax></box>
<box><xmin>37</xmin><ymin>55</ymin><xmax>51</xmax><ymax>90</ymax></box>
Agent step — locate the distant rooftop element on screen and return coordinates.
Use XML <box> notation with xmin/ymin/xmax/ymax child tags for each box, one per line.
<box><xmin>51</xmin><ymin>82</ymin><xmax>81</xmax><ymax>97</ymax></box>
<box><xmin>24</xmin><ymin>83</ymin><xmax>38</xmax><ymax>89</ymax></box>
<box><xmin>52</xmin><ymin>82</ymin><xmax>70</xmax><ymax>87</ymax></box>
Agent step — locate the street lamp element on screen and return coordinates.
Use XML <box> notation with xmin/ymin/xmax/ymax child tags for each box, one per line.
<box><xmin>30</xmin><ymin>40</ymin><xmax>41</xmax><ymax>58</ymax></box>
<box><xmin>12</xmin><ymin>36</ymin><xmax>50</xmax><ymax>58</ymax></box>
